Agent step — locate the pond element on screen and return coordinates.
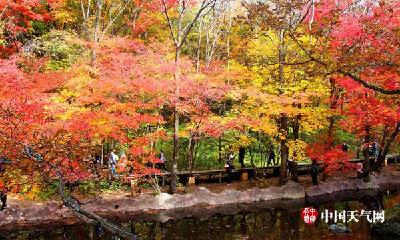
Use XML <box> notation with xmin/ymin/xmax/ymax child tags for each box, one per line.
<box><xmin>1</xmin><ymin>192</ymin><xmax>399</xmax><ymax>240</ymax></box>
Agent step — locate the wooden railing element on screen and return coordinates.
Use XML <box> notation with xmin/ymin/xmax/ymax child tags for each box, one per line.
<box><xmin>125</xmin><ymin>154</ymin><xmax>399</xmax><ymax>186</ymax></box>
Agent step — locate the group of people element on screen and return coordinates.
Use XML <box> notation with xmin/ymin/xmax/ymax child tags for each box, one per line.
<box><xmin>224</xmin><ymin>145</ymin><xmax>323</xmax><ymax>185</ymax></box>
<box><xmin>104</xmin><ymin>149</ymin><xmax>168</xmax><ymax>177</ymax></box>
<box><xmin>356</xmin><ymin>140</ymin><xmax>380</xmax><ymax>178</ymax></box>
<box><xmin>88</xmin><ymin>149</ymin><xmax>126</xmax><ymax>177</ymax></box>
<box><xmin>368</xmin><ymin>141</ymin><xmax>379</xmax><ymax>160</ymax></box>
<box><xmin>224</xmin><ymin>146</ymin><xmax>278</xmax><ymax>183</ymax></box>
<box><xmin>226</xmin><ymin>146</ymin><xmax>278</xmax><ymax>169</ymax></box>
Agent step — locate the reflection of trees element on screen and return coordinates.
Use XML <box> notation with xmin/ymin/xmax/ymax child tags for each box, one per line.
<box><xmin>288</xmin><ymin>210</ymin><xmax>300</xmax><ymax>240</ymax></box>
<box><xmin>279</xmin><ymin>209</ymin><xmax>300</xmax><ymax>240</ymax></box>
<box><xmin>361</xmin><ymin>193</ymin><xmax>385</xmax><ymax>240</ymax></box>
<box><xmin>279</xmin><ymin>209</ymin><xmax>289</xmax><ymax>240</ymax></box>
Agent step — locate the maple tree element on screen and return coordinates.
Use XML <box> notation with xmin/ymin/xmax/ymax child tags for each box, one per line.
<box><xmin>0</xmin><ymin>0</ymin><xmax>60</xmax><ymax>57</ymax></box>
<box><xmin>298</xmin><ymin>0</ymin><xmax>400</xmax><ymax>176</ymax></box>
<box><xmin>160</xmin><ymin>0</ymin><xmax>216</xmax><ymax>193</ymax></box>
<box><xmin>0</xmin><ymin>56</ymin><xmax>91</xmax><ymax>194</ymax></box>
<box><xmin>307</xmin><ymin>0</ymin><xmax>400</xmax><ymax>95</ymax></box>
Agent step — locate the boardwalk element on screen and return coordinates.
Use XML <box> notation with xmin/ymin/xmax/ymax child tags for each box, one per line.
<box><xmin>127</xmin><ymin>154</ymin><xmax>399</xmax><ymax>186</ymax></box>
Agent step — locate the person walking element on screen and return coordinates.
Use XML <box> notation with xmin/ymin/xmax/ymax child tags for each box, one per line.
<box><xmin>159</xmin><ymin>150</ymin><xmax>167</xmax><ymax>171</ymax></box>
<box><xmin>93</xmin><ymin>153</ymin><xmax>101</xmax><ymax>176</ymax></box>
<box><xmin>287</xmin><ymin>158</ymin><xmax>294</xmax><ymax>177</ymax></box>
<box><xmin>226</xmin><ymin>147</ymin><xmax>235</xmax><ymax>183</ymax></box>
<box><xmin>356</xmin><ymin>162</ymin><xmax>364</xmax><ymax>179</ymax></box>
<box><xmin>310</xmin><ymin>159</ymin><xmax>320</xmax><ymax>185</ymax></box>
<box><xmin>371</xmin><ymin>141</ymin><xmax>379</xmax><ymax>162</ymax></box>
<box><xmin>342</xmin><ymin>142</ymin><xmax>349</xmax><ymax>152</ymax></box>
<box><xmin>267</xmin><ymin>147</ymin><xmax>276</xmax><ymax>166</ymax></box>
<box><xmin>238</xmin><ymin>147</ymin><xmax>246</xmax><ymax>168</ymax></box>
<box><xmin>108</xmin><ymin>149</ymin><xmax>119</xmax><ymax>177</ymax></box>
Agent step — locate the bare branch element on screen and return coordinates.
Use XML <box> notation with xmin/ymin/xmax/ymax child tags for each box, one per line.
<box><xmin>162</xmin><ymin>0</ymin><xmax>178</xmax><ymax>45</ymax></box>
<box><xmin>179</xmin><ymin>0</ymin><xmax>216</xmax><ymax>48</ymax></box>
<box><xmin>80</xmin><ymin>0</ymin><xmax>86</xmax><ymax>20</ymax></box>
<box><xmin>99</xmin><ymin>0</ymin><xmax>138</xmax><ymax>42</ymax></box>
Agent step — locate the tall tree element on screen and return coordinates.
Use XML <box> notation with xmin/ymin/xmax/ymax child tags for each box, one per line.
<box><xmin>161</xmin><ymin>0</ymin><xmax>215</xmax><ymax>193</ymax></box>
<box><xmin>245</xmin><ymin>0</ymin><xmax>318</xmax><ymax>184</ymax></box>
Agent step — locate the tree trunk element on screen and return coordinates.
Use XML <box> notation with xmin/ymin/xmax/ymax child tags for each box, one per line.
<box><xmin>249</xmin><ymin>146</ymin><xmax>254</xmax><ymax>166</ymax></box>
<box><xmin>92</xmin><ymin>0</ymin><xmax>103</xmax><ymax>62</ymax></box>
<box><xmin>100</xmin><ymin>141</ymin><xmax>104</xmax><ymax>165</ymax></box>
<box><xmin>277</xmin><ymin>28</ymin><xmax>288</xmax><ymax>185</ymax></box>
<box><xmin>279</xmin><ymin>115</ymin><xmax>289</xmax><ymax>185</ymax></box>
<box><xmin>170</xmin><ymin>105</ymin><xmax>179</xmax><ymax>193</ymax></box>
<box><xmin>196</xmin><ymin>17</ymin><xmax>203</xmax><ymax>73</ymax></box>
<box><xmin>362</xmin><ymin>125</ymin><xmax>371</xmax><ymax>181</ymax></box>
<box><xmin>170</xmin><ymin>43</ymin><xmax>181</xmax><ymax>194</ymax></box>
<box><xmin>374</xmin><ymin>122</ymin><xmax>400</xmax><ymax>171</ymax></box>
<box><xmin>292</xmin><ymin>110</ymin><xmax>300</xmax><ymax>183</ymax></box>
<box><xmin>218</xmin><ymin>137</ymin><xmax>222</xmax><ymax>164</ymax></box>
<box><xmin>293</xmin><ymin>116</ymin><xmax>300</xmax><ymax>140</ymax></box>
<box><xmin>326</xmin><ymin>78</ymin><xmax>339</xmax><ymax>146</ymax></box>
<box><xmin>291</xmin><ymin>161</ymin><xmax>298</xmax><ymax>182</ymax></box>
<box><xmin>187</xmin><ymin>132</ymin><xmax>196</xmax><ymax>174</ymax></box>
<box><xmin>162</xmin><ymin>0</ymin><xmax>212</xmax><ymax>193</ymax></box>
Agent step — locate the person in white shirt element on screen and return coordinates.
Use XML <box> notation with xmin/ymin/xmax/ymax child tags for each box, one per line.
<box><xmin>109</xmin><ymin>149</ymin><xmax>119</xmax><ymax>177</ymax></box>
<box><xmin>159</xmin><ymin>150</ymin><xmax>167</xmax><ymax>171</ymax></box>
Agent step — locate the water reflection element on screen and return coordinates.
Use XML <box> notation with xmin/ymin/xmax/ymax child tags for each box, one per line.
<box><xmin>1</xmin><ymin>192</ymin><xmax>398</xmax><ymax>240</ymax></box>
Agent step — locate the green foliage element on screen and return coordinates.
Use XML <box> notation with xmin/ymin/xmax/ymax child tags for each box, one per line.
<box><xmin>36</xmin><ymin>181</ymin><xmax>60</xmax><ymax>201</ymax></box>
<box><xmin>78</xmin><ymin>180</ymin><xmax>97</xmax><ymax>195</ymax></box>
<box><xmin>31</xmin><ymin>21</ymin><xmax>51</xmax><ymax>37</ymax></box>
<box><xmin>336</xmin><ymin>129</ymin><xmax>357</xmax><ymax>145</ymax></box>
<box><xmin>29</xmin><ymin>30</ymin><xmax>86</xmax><ymax>70</ymax></box>
<box><xmin>139</xmin><ymin>182</ymin><xmax>153</xmax><ymax>189</ymax></box>
<box><xmin>98</xmin><ymin>180</ymin><xmax>129</xmax><ymax>191</ymax></box>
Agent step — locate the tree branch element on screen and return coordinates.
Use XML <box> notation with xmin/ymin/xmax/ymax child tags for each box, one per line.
<box><xmin>289</xmin><ymin>32</ymin><xmax>400</xmax><ymax>95</ymax></box>
<box><xmin>162</xmin><ymin>0</ymin><xmax>178</xmax><ymax>46</ymax></box>
<box><xmin>179</xmin><ymin>0</ymin><xmax>215</xmax><ymax>48</ymax></box>
<box><xmin>99</xmin><ymin>0</ymin><xmax>139</xmax><ymax>42</ymax></box>
<box><xmin>22</xmin><ymin>146</ymin><xmax>138</xmax><ymax>240</ymax></box>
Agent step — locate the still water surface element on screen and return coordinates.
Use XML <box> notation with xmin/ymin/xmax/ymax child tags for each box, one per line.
<box><xmin>2</xmin><ymin>192</ymin><xmax>399</xmax><ymax>240</ymax></box>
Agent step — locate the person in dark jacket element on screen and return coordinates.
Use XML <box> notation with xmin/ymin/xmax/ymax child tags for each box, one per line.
<box><xmin>267</xmin><ymin>147</ymin><xmax>276</xmax><ymax>166</ymax></box>
<box><xmin>370</xmin><ymin>141</ymin><xmax>379</xmax><ymax>161</ymax></box>
<box><xmin>342</xmin><ymin>142</ymin><xmax>349</xmax><ymax>152</ymax></box>
<box><xmin>238</xmin><ymin>147</ymin><xmax>246</xmax><ymax>168</ymax></box>
<box><xmin>310</xmin><ymin>159</ymin><xmax>320</xmax><ymax>185</ymax></box>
